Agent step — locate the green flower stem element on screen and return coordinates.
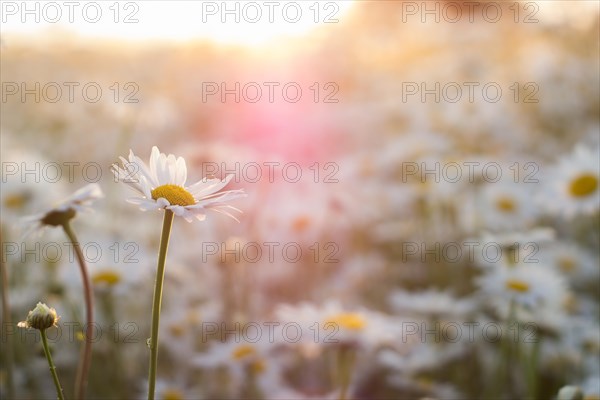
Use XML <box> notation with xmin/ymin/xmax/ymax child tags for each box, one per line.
<box><xmin>40</xmin><ymin>329</ymin><xmax>65</xmax><ymax>400</ymax></box>
<box><xmin>526</xmin><ymin>331</ymin><xmax>541</xmax><ymax>399</ymax></box>
<box><xmin>62</xmin><ymin>222</ymin><xmax>94</xmax><ymax>400</ymax></box>
<box><xmin>338</xmin><ymin>346</ymin><xmax>356</xmax><ymax>400</ymax></box>
<box><xmin>148</xmin><ymin>210</ymin><xmax>175</xmax><ymax>400</ymax></box>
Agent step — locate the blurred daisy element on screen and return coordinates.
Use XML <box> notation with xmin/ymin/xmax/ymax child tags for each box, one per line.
<box><xmin>139</xmin><ymin>378</ymin><xmax>200</xmax><ymax>400</ymax></box>
<box><xmin>477</xmin><ymin>228</ymin><xmax>556</xmax><ymax>248</ymax></box>
<box><xmin>540</xmin><ymin>144</ymin><xmax>600</xmax><ymax>218</ymax></box>
<box><xmin>473</xmin><ymin>228</ymin><xmax>555</xmax><ymax>269</ymax></box>
<box><xmin>21</xmin><ymin>183</ymin><xmax>103</xmax><ymax>238</ymax></box>
<box><xmin>275</xmin><ymin>301</ymin><xmax>399</xmax><ymax>350</ymax></box>
<box><xmin>380</xmin><ymin>318</ymin><xmax>469</xmax><ymax>397</ymax></box>
<box><xmin>542</xmin><ymin>241</ymin><xmax>599</xmax><ymax>286</ymax></box>
<box><xmin>0</xmin><ymin>146</ymin><xmax>68</xmax><ymax>226</ymax></box>
<box><xmin>111</xmin><ymin>146</ymin><xmax>246</xmax><ymax>222</ymax></box>
<box><xmin>479</xmin><ymin>178</ymin><xmax>537</xmax><ymax>231</ymax></box>
<box><xmin>476</xmin><ymin>264</ymin><xmax>567</xmax><ymax>310</ymax></box>
<box><xmin>389</xmin><ymin>289</ymin><xmax>475</xmax><ymax>320</ymax></box>
<box><xmin>192</xmin><ymin>338</ymin><xmax>283</xmax><ymax>398</ymax></box>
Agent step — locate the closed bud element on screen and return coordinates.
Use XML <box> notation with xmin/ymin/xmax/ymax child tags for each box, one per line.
<box><xmin>558</xmin><ymin>386</ymin><xmax>584</xmax><ymax>400</ymax></box>
<box><xmin>18</xmin><ymin>302</ymin><xmax>59</xmax><ymax>331</ymax></box>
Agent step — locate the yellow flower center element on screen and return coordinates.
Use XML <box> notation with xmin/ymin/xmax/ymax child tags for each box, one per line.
<box><xmin>4</xmin><ymin>192</ymin><xmax>30</xmax><ymax>209</ymax></box>
<box><xmin>169</xmin><ymin>324</ymin><xmax>186</xmax><ymax>338</ymax></box>
<box><xmin>569</xmin><ymin>174</ymin><xmax>598</xmax><ymax>198</ymax></box>
<box><xmin>495</xmin><ymin>197</ymin><xmax>516</xmax><ymax>213</ymax></box>
<box><xmin>92</xmin><ymin>270</ymin><xmax>121</xmax><ymax>286</ymax></box>
<box><xmin>250</xmin><ymin>359</ymin><xmax>266</xmax><ymax>374</ymax></box>
<box><xmin>506</xmin><ymin>279</ymin><xmax>530</xmax><ymax>293</ymax></box>
<box><xmin>151</xmin><ymin>184</ymin><xmax>195</xmax><ymax>206</ymax></box>
<box><xmin>232</xmin><ymin>344</ymin><xmax>256</xmax><ymax>360</ymax></box>
<box><xmin>558</xmin><ymin>257</ymin><xmax>577</xmax><ymax>272</ymax></box>
<box><xmin>326</xmin><ymin>312</ymin><xmax>366</xmax><ymax>331</ymax></box>
<box><xmin>162</xmin><ymin>389</ymin><xmax>184</xmax><ymax>400</ymax></box>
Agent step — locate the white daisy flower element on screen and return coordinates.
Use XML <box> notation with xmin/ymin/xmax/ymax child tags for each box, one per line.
<box><xmin>191</xmin><ymin>338</ymin><xmax>284</xmax><ymax>398</ymax></box>
<box><xmin>477</xmin><ymin>228</ymin><xmax>556</xmax><ymax>248</ymax></box>
<box><xmin>476</xmin><ymin>264</ymin><xmax>568</xmax><ymax>310</ymax></box>
<box><xmin>21</xmin><ymin>183</ymin><xmax>104</xmax><ymax>238</ymax></box>
<box><xmin>541</xmin><ymin>241</ymin><xmax>599</xmax><ymax>286</ymax></box>
<box><xmin>478</xmin><ymin>178</ymin><xmax>537</xmax><ymax>231</ymax></box>
<box><xmin>389</xmin><ymin>289</ymin><xmax>475</xmax><ymax>320</ymax></box>
<box><xmin>539</xmin><ymin>144</ymin><xmax>600</xmax><ymax>218</ymax></box>
<box><xmin>111</xmin><ymin>146</ymin><xmax>246</xmax><ymax>222</ymax></box>
<box><xmin>274</xmin><ymin>301</ymin><xmax>399</xmax><ymax>350</ymax></box>
<box><xmin>472</xmin><ymin>228</ymin><xmax>555</xmax><ymax>270</ymax></box>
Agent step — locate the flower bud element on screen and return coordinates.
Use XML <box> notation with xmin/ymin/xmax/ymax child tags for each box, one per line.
<box><xmin>18</xmin><ymin>302</ymin><xmax>59</xmax><ymax>331</ymax></box>
<box><xmin>558</xmin><ymin>386</ymin><xmax>584</xmax><ymax>400</ymax></box>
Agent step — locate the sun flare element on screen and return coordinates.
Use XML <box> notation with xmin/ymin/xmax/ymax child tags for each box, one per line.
<box><xmin>1</xmin><ymin>1</ymin><xmax>355</xmax><ymax>46</ymax></box>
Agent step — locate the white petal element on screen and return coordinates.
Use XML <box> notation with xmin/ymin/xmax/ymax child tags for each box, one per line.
<box><xmin>150</xmin><ymin>146</ymin><xmax>161</xmax><ymax>184</ymax></box>
<box><xmin>156</xmin><ymin>153</ymin><xmax>170</xmax><ymax>184</ymax></box>
<box><xmin>187</xmin><ymin>174</ymin><xmax>234</xmax><ymax>198</ymax></box>
<box><xmin>174</xmin><ymin>156</ymin><xmax>187</xmax><ymax>186</ymax></box>
<box><xmin>168</xmin><ymin>205</ymin><xmax>185</xmax><ymax>216</ymax></box>
<box><xmin>156</xmin><ymin>197</ymin><xmax>170</xmax><ymax>208</ymax></box>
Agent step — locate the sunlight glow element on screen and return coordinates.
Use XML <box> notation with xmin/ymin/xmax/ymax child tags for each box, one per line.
<box><xmin>1</xmin><ymin>1</ymin><xmax>356</xmax><ymax>46</ymax></box>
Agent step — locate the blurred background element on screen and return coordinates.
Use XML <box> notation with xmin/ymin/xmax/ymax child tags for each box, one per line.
<box><xmin>1</xmin><ymin>1</ymin><xmax>599</xmax><ymax>399</ymax></box>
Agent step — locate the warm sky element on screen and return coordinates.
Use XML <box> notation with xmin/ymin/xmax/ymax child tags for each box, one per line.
<box><xmin>3</xmin><ymin>1</ymin><xmax>598</xmax><ymax>47</ymax></box>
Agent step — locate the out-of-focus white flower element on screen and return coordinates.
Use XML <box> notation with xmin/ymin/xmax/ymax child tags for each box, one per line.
<box><xmin>382</xmin><ymin>349</ymin><xmax>467</xmax><ymax>397</ymax></box>
<box><xmin>476</xmin><ymin>264</ymin><xmax>568</xmax><ymax>310</ymax></box>
<box><xmin>21</xmin><ymin>183</ymin><xmax>103</xmax><ymax>238</ymax></box>
<box><xmin>111</xmin><ymin>146</ymin><xmax>246</xmax><ymax>222</ymax></box>
<box><xmin>477</xmin><ymin>228</ymin><xmax>556</xmax><ymax>247</ymax></box>
<box><xmin>275</xmin><ymin>301</ymin><xmax>399</xmax><ymax>350</ymax></box>
<box><xmin>138</xmin><ymin>378</ymin><xmax>201</xmax><ymax>400</ymax></box>
<box><xmin>479</xmin><ymin>178</ymin><xmax>537</xmax><ymax>231</ymax></box>
<box><xmin>542</xmin><ymin>241</ymin><xmax>599</xmax><ymax>286</ymax></box>
<box><xmin>539</xmin><ymin>145</ymin><xmax>600</xmax><ymax>218</ymax></box>
<box><xmin>0</xmin><ymin>143</ymin><xmax>68</xmax><ymax>225</ymax></box>
<box><xmin>192</xmin><ymin>338</ymin><xmax>283</xmax><ymax>398</ymax></box>
<box><xmin>389</xmin><ymin>289</ymin><xmax>475</xmax><ymax>320</ymax></box>
<box><xmin>473</xmin><ymin>228</ymin><xmax>555</xmax><ymax>270</ymax></box>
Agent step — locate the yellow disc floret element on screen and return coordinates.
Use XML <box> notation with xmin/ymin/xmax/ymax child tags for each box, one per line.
<box><xmin>250</xmin><ymin>359</ymin><xmax>266</xmax><ymax>374</ymax></box>
<box><xmin>162</xmin><ymin>389</ymin><xmax>184</xmax><ymax>400</ymax></box>
<box><xmin>496</xmin><ymin>197</ymin><xmax>516</xmax><ymax>213</ymax></box>
<box><xmin>505</xmin><ymin>279</ymin><xmax>530</xmax><ymax>293</ymax></box>
<box><xmin>558</xmin><ymin>257</ymin><xmax>577</xmax><ymax>272</ymax></box>
<box><xmin>92</xmin><ymin>270</ymin><xmax>121</xmax><ymax>286</ymax></box>
<box><xmin>232</xmin><ymin>344</ymin><xmax>256</xmax><ymax>360</ymax></box>
<box><xmin>569</xmin><ymin>174</ymin><xmax>598</xmax><ymax>198</ymax></box>
<box><xmin>326</xmin><ymin>312</ymin><xmax>366</xmax><ymax>331</ymax></box>
<box><xmin>151</xmin><ymin>184</ymin><xmax>195</xmax><ymax>206</ymax></box>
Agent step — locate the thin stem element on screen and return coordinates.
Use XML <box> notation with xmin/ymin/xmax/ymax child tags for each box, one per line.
<box><xmin>148</xmin><ymin>210</ymin><xmax>175</xmax><ymax>400</ymax></box>
<box><xmin>62</xmin><ymin>222</ymin><xmax>94</xmax><ymax>400</ymax></box>
<box><xmin>486</xmin><ymin>300</ymin><xmax>516</xmax><ymax>399</ymax></box>
<box><xmin>526</xmin><ymin>332</ymin><xmax>541</xmax><ymax>399</ymax></box>
<box><xmin>338</xmin><ymin>346</ymin><xmax>356</xmax><ymax>400</ymax></box>
<box><xmin>41</xmin><ymin>329</ymin><xmax>65</xmax><ymax>400</ymax></box>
